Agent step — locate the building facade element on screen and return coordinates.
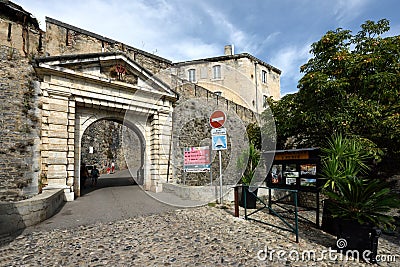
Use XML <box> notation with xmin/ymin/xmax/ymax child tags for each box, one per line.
<box><xmin>173</xmin><ymin>45</ymin><xmax>281</xmax><ymax>114</ymax></box>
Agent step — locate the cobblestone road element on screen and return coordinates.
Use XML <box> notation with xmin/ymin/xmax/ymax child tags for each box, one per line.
<box><xmin>1</xmin><ymin>204</ymin><xmax>399</xmax><ymax>267</ymax></box>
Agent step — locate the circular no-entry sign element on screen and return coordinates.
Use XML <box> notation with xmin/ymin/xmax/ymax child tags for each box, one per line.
<box><xmin>209</xmin><ymin>110</ymin><xmax>226</xmax><ymax>128</ymax></box>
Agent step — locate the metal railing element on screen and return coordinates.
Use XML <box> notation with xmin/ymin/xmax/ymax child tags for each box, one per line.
<box><xmin>235</xmin><ymin>185</ymin><xmax>299</xmax><ymax>243</ymax></box>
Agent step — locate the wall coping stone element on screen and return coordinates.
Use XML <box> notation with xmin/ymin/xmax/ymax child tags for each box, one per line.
<box><xmin>0</xmin><ymin>189</ymin><xmax>65</xmax><ymax>236</ymax></box>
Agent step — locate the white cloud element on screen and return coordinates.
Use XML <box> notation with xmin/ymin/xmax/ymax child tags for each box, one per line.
<box><xmin>333</xmin><ymin>0</ymin><xmax>370</xmax><ymax>25</ymax></box>
<box><xmin>270</xmin><ymin>43</ymin><xmax>312</xmax><ymax>94</ymax></box>
<box><xmin>200</xmin><ymin>3</ymin><xmax>253</xmax><ymax>52</ymax></box>
<box><xmin>252</xmin><ymin>32</ymin><xmax>281</xmax><ymax>55</ymax></box>
<box><xmin>165</xmin><ymin>39</ymin><xmax>221</xmax><ymax>62</ymax></box>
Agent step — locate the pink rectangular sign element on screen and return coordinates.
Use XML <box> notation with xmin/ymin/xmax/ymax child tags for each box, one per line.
<box><xmin>184</xmin><ymin>146</ymin><xmax>210</xmax><ymax>165</ymax></box>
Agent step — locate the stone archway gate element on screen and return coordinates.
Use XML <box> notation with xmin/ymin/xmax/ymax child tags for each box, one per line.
<box><xmin>34</xmin><ymin>52</ymin><xmax>177</xmax><ymax>200</ymax></box>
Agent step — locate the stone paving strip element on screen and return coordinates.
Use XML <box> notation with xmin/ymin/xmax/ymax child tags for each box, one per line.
<box><xmin>0</xmin><ymin>205</ymin><xmax>399</xmax><ymax>266</ymax></box>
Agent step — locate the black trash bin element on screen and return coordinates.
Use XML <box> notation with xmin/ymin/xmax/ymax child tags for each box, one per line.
<box><xmin>239</xmin><ymin>185</ymin><xmax>258</xmax><ymax>209</ymax></box>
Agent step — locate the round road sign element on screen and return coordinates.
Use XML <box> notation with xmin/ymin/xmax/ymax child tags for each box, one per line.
<box><xmin>209</xmin><ymin>110</ymin><xmax>226</xmax><ymax>128</ymax></box>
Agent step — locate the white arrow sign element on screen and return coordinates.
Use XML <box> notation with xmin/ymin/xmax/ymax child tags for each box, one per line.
<box><xmin>211</xmin><ymin>117</ymin><xmax>224</xmax><ymax>122</ymax></box>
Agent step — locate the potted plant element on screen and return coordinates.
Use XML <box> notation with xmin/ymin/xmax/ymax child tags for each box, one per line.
<box><xmin>321</xmin><ymin>134</ymin><xmax>400</xmax><ymax>262</ymax></box>
<box><xmin>320</xmin><ymin>133</ymin><xmax>373</xmax><ymax>234</ymax></box>
<box><xmin>237</xmin><ymin>142</ymin><xmax>260</xmax><ymax>209</ymax></box>
<box><xmin>325</xmin><ymin>175</ymin><xmax>399</xmax><ymax>260</ymax></box>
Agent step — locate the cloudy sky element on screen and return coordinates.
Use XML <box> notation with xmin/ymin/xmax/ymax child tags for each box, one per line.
<box><xmin>13</xmin><ymin>0</ymin><xmax>400</xmax><ymax>96</ymax></box>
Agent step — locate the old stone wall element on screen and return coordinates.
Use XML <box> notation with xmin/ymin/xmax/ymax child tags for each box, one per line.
<box><xmin>81</xmin><ymin>120</ymin><xmax>121</xmax><ymax>172</ymax></box>
<box><xmin>44</xmin><ymin>17</ymin><xmax>171</xmax><ymax>74</ymax></box>
<box><xmin>0</xmin><ymin>2</ymin><xmax>43</xmax><ymax>59</ymax></box>
<box><xmin>0</xmin><ymin>189</ymin><xmax>64</xmax><ymax>236</ymax></box>
<box><xmin>298</xmin><ymin>191</ymin><xmax>319</xmax><ymax>209</ymax></box>
<box><xmin>80</xmin><ymin>120</ymin><xmax>141</xmax><ymax>175</ymax></box>
<box><xmin>174</xmin><ymin>82</ymin><xmax>256</xmax><ymax>123</ymax></box>
<box><xmin>0</xmin><ymin>45</ymin><xmax>41</xmax><ymax>201</ymax></box>
<box><xmin>0</xmin><ymin>2</ymin><xmax>44</xmax><ymax>201</ymax></box>
<box><xmin>170</xmin><ymin>82</ymin><xmax>257</xmax><ymax>186</ymax></box>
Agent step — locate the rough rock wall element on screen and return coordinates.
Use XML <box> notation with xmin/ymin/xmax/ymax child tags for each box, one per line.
<box><xmin>81</xmin><ymin>120</ymin><xmax>141</xmax><ymax>175</ymax></box>
<box><xmin>0</xmin><ymin>1</ymin><xmax>44</xmax><ymax>59</ymax></box>
<box><xmin>0</xmin><ymin>46</ymin><xmax>41</xmax><ymax>201</ymax></box>
<box><xmin>171</xmin><ymin>82</ymin><xmax>257</xmax><ymax>186</ymax></box>
<box><xmin>0</xmin><ymin>2</ymin><xmax>44</xmax><ymax>201</ymax></box>
<box><xmin>45</xmin><ymin>18</ymin><xmax>171</xmax><ymax>74</ymax></box>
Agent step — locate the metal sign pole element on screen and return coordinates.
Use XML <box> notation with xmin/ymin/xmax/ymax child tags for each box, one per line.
<box><xmin>219</xmin><ymin>150</ymin><xmax>223</xmax><ymax>204</ymax></box>
<box><xmin>209</xmin><ymin>110</ymin><xmax>227</xmax><ymax>205</ymax></box>
<box><xmin>210</xmin><ymin>146</ymin><xmax>213</xmax><ymax>185</ymax></box>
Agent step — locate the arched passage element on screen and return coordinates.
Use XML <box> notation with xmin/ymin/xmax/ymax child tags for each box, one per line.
<box><xmin>35</xmin><ymin>53</ymin><xmax>176</xmax><ymax>201</ymax></box>
<box><xmin>74</xmin><ymin>108</ymin><xmax>147</xmax><ymax>197</ymax></box>
<box><xmin>78</xmin><ymin>117</ymin><xmax>146</xmax><ymax>195</ymax></box>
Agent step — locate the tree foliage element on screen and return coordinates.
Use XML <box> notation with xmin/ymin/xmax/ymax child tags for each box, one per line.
<box><xmin>265</xmin><ymin>19</ymin><xmax>400</xmax><ymax>159</ymax></box>
<box><xmin>265</xmin><ymin>94</ymin><xmax>302</xmax><ymax>148</ymax></box>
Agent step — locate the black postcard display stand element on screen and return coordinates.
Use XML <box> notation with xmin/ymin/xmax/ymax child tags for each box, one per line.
<box><xmin>265</xmin><ymin>148</ymin><xmax>324</xmax><ymax>227</ymax></box>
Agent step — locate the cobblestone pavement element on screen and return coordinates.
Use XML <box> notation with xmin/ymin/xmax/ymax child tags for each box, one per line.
<box><xmin>0</xmin><ymin>204</ymin><xmax>399</xmax><ymax>266</ymax></box>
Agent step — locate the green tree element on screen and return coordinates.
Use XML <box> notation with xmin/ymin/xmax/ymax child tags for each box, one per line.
<box><xmin>265</xmin><ymin>94</ymin><xmax>302</xmax><ymax>149</ymax></box>
<box><xmin>268</xmin><ymin>19</ymin><xmax>400</xmax><ymax>159</ymax></box>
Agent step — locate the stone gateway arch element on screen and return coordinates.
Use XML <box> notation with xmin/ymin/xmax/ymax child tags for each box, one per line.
<box><xmin>0</xmin><ymin>3</ymin><xmax>280</xmax><ymax>234</ymax></box>
<box><xmin>34</xmin><ymin>52</ymin><xmax>177</xmax><ymax>200</ymax></box>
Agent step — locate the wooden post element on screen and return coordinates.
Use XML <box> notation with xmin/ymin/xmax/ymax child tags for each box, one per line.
<box><xmin>234</xmin><ymin>185</ymin><xmax>239</xmax><ymax>217</ymax></box>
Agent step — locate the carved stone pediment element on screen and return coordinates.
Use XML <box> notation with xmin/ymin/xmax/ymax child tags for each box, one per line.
<box><xmin>34</xmin><ymin>52</ymin><xmax>177</xmax><ymax>99</ymax></box>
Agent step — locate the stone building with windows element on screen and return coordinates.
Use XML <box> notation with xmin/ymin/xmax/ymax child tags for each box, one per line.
<box><xmin>173</xmin><ymin>45</ymin><xmax>281</xmax><ymax>114</ymax></box>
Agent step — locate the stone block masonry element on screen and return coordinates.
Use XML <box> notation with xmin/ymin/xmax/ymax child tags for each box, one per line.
<box><xmin>0</xmin><ymin>46</ymin><xmax>41</xmax><ymax>201</ymax></box>
<box><xmin>0</xmin><ymin>189</ymin><xmax>64</xmax><ymax>236</ymax></box>
<box><xmin>44</xmin><ymin>17</ymin><xmax>171</xmax><ymax>74</ymax></box>
<box><xmin>40</xmin><ymin>91</ymin><xmax>75</xmax><ymax>189</ymax></box>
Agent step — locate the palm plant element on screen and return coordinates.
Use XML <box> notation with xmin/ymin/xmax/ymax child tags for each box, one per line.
<box><xmin>322</xmin><ymin>133</ymin><xmax>400</xmax><ymax>230</ymax></box>
<box><xmin>236</xmin><ymin>142</ymin><xmax>261</xmax><ymax>209</ymax></box>
<box><xmin>321</xmin><ymin>133</ymin><xmax>371</xmax><ymax>190</ymax></box>
<box><xmin>324</xmin><ymin>175</ymin><xmax>400</xmax><ymax>230</ymax></box>
<box><xmin>237</xmin><ymin>142</ymin><xmax>260</xmax><ymax>185</ymax></box>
